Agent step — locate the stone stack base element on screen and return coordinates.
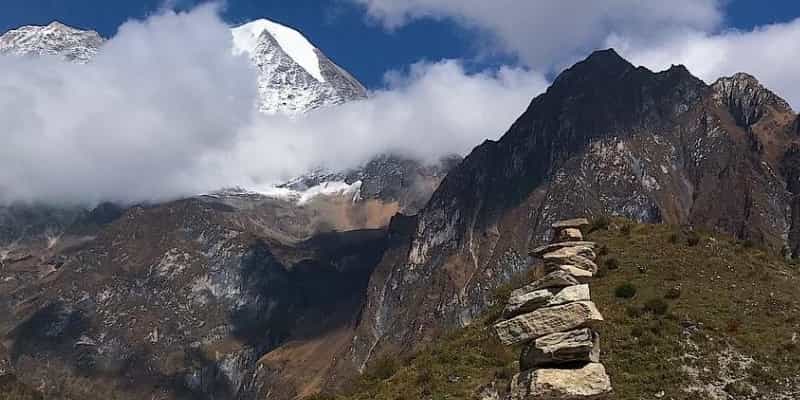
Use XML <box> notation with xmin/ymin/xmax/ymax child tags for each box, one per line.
<box><xmin>494</xmin><ymin>218</ymin><xmax>613</xmax><ymax>399</ymax></box>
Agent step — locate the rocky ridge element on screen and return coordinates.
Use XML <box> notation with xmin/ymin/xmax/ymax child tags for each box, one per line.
<box><xmin>494</xmin><ymin>218</ymin><xmax>613</xmax><ymax>399</ymax></box>
<box><xmin>340</xmin><ymin>49</ymin><xmax>800</xmax><ymax>381</ymax></box>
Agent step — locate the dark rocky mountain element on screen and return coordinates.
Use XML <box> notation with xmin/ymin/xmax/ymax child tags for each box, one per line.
<box><xmin>336</xmin><ymin>49</ymin><xmax>800</xmax><ymax>380</ymax></box>
<box><xmin>2</xmin><ymin>49</ymin><xmax>799</xmax><ymax>400</ymax></box>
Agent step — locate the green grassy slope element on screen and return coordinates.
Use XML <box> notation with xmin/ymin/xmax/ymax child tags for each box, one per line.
<box><xmin>333</xmin><ymin>220</ymin><xmax>800</xmax><ymax>400</ymax></box>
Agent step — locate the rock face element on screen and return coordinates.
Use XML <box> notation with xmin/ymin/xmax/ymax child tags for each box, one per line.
<box><xmin>509</xmin><ymin>363</ymin><xmax>613</xmax><ymax>400</ymax></box>
<box><xmin>344</xmin><ymin>49</ymin><xmax>800</xmax><ymax>376</ymax></box>
<box><xmin>0</xmin><ymin>196</ymin><xmax>389</xmax><ymax>400</ymax></box>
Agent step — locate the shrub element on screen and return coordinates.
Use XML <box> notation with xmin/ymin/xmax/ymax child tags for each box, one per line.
<box><xmin>620</xmin><ymin>224</ymin><xmax>632</xmax><ymax>236</ymax></box>
<box><xmin>686</xmin><ymin>231</ymin><xmax>701</xmax><ymax>246</ymax></box>
<box><xmin>625</xmin><ymin>305</ymin><xmax>644</xmax><ymax>318</ymax></box>
<box><xmin>630</xmin><ymin>326</ymin><xmax>644</xmax><ymax>338</ymax></box>
<box><xmin>668</xmin><ymin>232</ymin><xmax>680</xmax><ymax>244</ymax></box>
<box><xmin>643</xmin><ymin>298</ymin><xmax>669</xmax><ymax>315</ymax></box>
<box><xmin>589</xmin><ymin>215</ymin><xmax>610</xmax><ymax>232</ymax></box>
<box><xmin>369</xmin><ymin>356</ymin><xmax>399</xmax><ymax>380</ymax></box>
<box><xmin>604</xmin><ymin>257</ymin><xmax>619</xmax><ymax>270</ymax></box>
<box><xmin>664</xmin><ymin>285</ymin><xmax>682</xmax><ymax>300</ymax></box>
<box><xmin>598</xmin><ymin>244</ymin><xmax>609</xmax><ymax>257</ymax></box>
<box><xmin>615</xmin><ymin>282</ymin><xmax>637</xmax><ymax>299</ymax></box>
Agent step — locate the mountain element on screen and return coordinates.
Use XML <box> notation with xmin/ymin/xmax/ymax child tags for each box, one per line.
<box><xmin>231</xmin><ymin>19</ymin><xmax>367</xmax><ymax>114</ymax></box>
<box><xmin>3</xmin><ymin>43</ymin><xmax>799</xmax><ymax>399</ymax></box>
<box><xmin>0</xmin><ymin>19</ymin><xmax>366</xmax><ymax>114</ymax></box>
<box><xmin>335</xmin><ymin>49</ymin><xmax>800</xmax><ymax>382</ymax></box>
<box><xmin>0</xmin><ymin>21</ymin><xmax>103</xmax><ymax>63</ymax></box>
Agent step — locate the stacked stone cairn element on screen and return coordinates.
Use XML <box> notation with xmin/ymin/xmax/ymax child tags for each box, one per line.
<box><xmin>493</xmin><ymin>218</ymin><xmax>613</xmax><ymax>399</ymax></box>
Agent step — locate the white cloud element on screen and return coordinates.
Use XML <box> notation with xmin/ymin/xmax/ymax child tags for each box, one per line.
<box><xmin>351</xmin><ymin>0</ymin><xmax>800</xmax><ymax>109</ymax></box>
<box><xmin>0</xmin><ymin>6</ymin><xmax>547</xmax><ymax>205</ymax></box>
<box><xmin>610</xmin><ymin>18</ymin><xmax>800</xmax><ymax>109</ymax></box>
<box><xmin>350</xmin><ymin>0</ymin><xmax>723</xmax><ymax>71</ymax></box>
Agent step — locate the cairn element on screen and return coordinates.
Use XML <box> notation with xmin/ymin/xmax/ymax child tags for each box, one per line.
<box><xmin>493</xmin><ymin>218</ymin><xmax>613</xmax><ymax>399</ymax></box>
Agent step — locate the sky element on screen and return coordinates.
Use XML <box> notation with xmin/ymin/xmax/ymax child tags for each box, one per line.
<box><xmin>1</xmin><ymin>1</ymin><xmax>800</xmax><ymax>205</ymax></box>
<box><xmin>2</xmin><ymin>0</ymin><xmax>794</xmax><ymax>89</ymax></box>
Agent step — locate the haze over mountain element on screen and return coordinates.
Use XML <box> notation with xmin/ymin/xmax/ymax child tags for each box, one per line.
<box><xmin>0</xmin><ymin>6</ymin><xmax>544</xmax><ymax>205</ymax></box>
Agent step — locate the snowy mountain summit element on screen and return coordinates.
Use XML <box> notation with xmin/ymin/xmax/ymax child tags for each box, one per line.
<box><xmin>0</xmin><ymin>18</ymin><xmax>366</xmax><ymax>114</ymax></box>
<box><xmin>231</xmin><ymin>19</ymin><xmax>367</xmax><ymax>114</ymax></box>
<box><xmin>0</xmin><ymin>21</ymin><xmax>103</xmax><ymax>63</ymax></box>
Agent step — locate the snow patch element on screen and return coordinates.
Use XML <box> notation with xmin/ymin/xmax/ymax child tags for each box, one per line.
<box><xmin>231</xmin><ymin>18</ymin><xmax>325</xmax><ymax>82</ymax></box>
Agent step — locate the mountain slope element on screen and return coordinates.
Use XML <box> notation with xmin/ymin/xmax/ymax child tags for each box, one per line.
<box><xmin>339</xmin><ymin>49</ymin><xmax>800</xmax><ymax>378</ymax></box>
<box><xmin>340</xmin><ymin>220</ymin><xmax>800</xmax><ymax>400</ymax></box>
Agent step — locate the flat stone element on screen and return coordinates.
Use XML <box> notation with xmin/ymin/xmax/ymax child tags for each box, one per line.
<box><xmin>494</xmin><ymin>301</ymin><xmax>604</xmax><ymax>346</ymax></box>
<box><xmin>541</xmin><ymin>246</ymin><xmax>596</xmax><ymax>262</ymax></box>
<box><xmin>556</xmin><ymin>228</ymin><xmax>583</xmax><ymax>241</ymax></box>
<box><xmin>520</xmin><ymin>328</ymin><xmax>600</xmax><ymax>369</ymax></box>
<box><xmin>509</xmin><ymin>363</ymin><xmax>612</xmax><ymax>400</ymax></box>
<box><xmin>551</xmin><ymin>218</ymin><xmax>590</xmax><ymax>229</ymax></box>
<box><xmin>544</xmin><ymin>254</ymin><xmax>598</xmax><ymax>274</ymax></box>
<box><xmin>547</xmin><ymin>265</ymin><xmax>594</xmax><ymax>282</ymax></box>
<box><xmin>530</xmin><ymin>241</ymin><xmax>596</xmax><ymax>257</ymax></box>
<box><xmin>510</xmin><ymin>271</ymin><xmax>581</xmax><ymax>298</ymax></box>
<box><xmin>503</xmin><ymin>284</ymin><xmax>591</xmax><ymax>319</ymax></box>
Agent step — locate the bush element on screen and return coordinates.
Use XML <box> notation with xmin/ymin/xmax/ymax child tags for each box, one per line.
<box><xmin>598</xmin><ymin>244</ymin><xmax>609</xmax><ymax>257</ymax></box>
<box><xmin>686</xmin><ymin>231</ymin><xmax>701</xmax><ymax>246</ymax></box>
<box><xmin>604</xmin><ymin>257</ymin><xmax>619</xmax><ymax>270</ymax></box>
<box><xmin>615</xmin><ymin>282</ymin><xmax>637</xmax><ymax>299</ymax></box>
<box><xmin>668</xmin><ymin>232</ymin><xmax>680</xmax><ymax>244</ymax></box>
<box><xmin>643</xmin><ymin>298</ymin><xmax>669</xmax><ymax>315</ymax></box>
<box><xmin>664</xmin><ymin>285</ymin><xmax>682</xmax><ymax>299</ymax></box>
<box><xmin>369</xmin><ymin>356</ymin><xmax>399</xmax><ymax>380</ymax></box>
<box><xmin>626</xmin><ymin>305</ymin><xmax>644</xmax><ymax>318</ymax></box>
<box><xmin>620</xmin><ymin>224</ymin><xmax>632</xmax><ymax>236</ymax></box>
<box><xmin>589</xmin><ymin>215</ymin><xmax>610</xmax><ymax>232</ymax></box>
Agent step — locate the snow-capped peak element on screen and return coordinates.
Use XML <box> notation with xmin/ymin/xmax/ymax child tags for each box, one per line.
<box><xmin>0</xmin><ymin>20</ymin><xmax>104</xmax><ymax>63</ymax></box>
<box><xmin>232</xmin><ymin>18</ymin><xmax>325</xmax><ymax>82</ymax></box>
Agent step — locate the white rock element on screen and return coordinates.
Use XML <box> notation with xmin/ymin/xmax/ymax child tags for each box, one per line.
<box><xmin>503</xmin><ymin>284</ymin><xmax>591</xmax><ymax>319</ymax></box>
<box><xmin>557</xmin><ymin>228</ymin><xmax>584</xmax><ymax>241</ymax></box>
<box><xmin>520</xmin><ymin>328</ymin><xmax>600</xmax><ymax>369</ymax></box>
<box><xmin>509</xmin><ymin>271</ymin><xmax>580</xmax><ymax>298</ymax></box>
<box><xmin>551</xmin><ymin>218</ymin><xmax>590</xmax><ymax>229</ymax></box>
<box><xmin>509</xmin><ymin>362</ymin><xmax>612</xmax><ymax>400</ymax></box>
<box><xmin>494</xmin><ymin>301</ymin><xmax>604</xmax><ymax>346</ymax></box>
<box><xmin>530</xmin><ymin>241</ymin><xmax>596</xmax><ymax>257</ymax></box>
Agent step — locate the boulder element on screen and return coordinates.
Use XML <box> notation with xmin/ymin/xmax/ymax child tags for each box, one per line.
<box><xmin>503</xmin><ymin>284</ymin><xmax>591</xmax><ymax>319</ymax></box>
<box><xmin>541</xmin><ymin>246</ymin><xmax>596</xmax><ymax>262</ymax></box>
<box><xmin>556</xmin><ymin>228</ymin><xmax>583</xmax><ymax>241</ymax></box>
<box><xmin>509</xmin><ymin>363</ymin><xmax>612</xmax><ymax>400</ymax></box>
<box><xmin>520</xmin><ymin>328</ymin><xmax>600</xmax><ymax>369</ymax></box>
<box><xmin>510</xmin><ymin>271</ymin><xmax>580</xmax><ymax>298</ymax></box>
<box><xmin>551</xmin><ymin>218</ymin><xmax>590</xmax><ymax>230</ymax></box>
<box><xmin>494</xmin><ymin>301</ymin><xmax>604</xmax><ymax>346</ymax></box>
<box><xmin>530</xmin><ymin>241</ymin><xmax>596</xmax><ymax>257</ymax></box>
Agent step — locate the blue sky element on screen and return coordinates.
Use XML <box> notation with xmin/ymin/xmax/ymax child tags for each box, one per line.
<box><xmin>3</xmin><ymin>0</ymin><xmax>797</xmax><ymax>89</ymax></box>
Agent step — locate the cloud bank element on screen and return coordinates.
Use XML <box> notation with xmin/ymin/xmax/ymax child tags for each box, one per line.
<box><xmin>0</xmin><ymin>5</ymin><xmax>546</xmax><ymax>205</ymax></box>
<box><xmin>351</xmin><ymin>0</ymin><xmax>800</xmax><ymax>108</ymax></box>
